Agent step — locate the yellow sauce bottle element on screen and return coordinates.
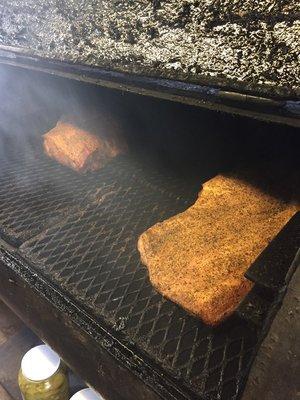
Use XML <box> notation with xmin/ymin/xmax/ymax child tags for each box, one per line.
<box><xmin>18</xmin><ymin>345</ymin><xmax>69</xmax><ymax>400</ymax></box>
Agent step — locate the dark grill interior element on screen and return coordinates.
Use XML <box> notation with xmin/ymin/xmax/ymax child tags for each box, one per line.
<box><xmin>0</xmin><ymin>66</ymin><xmax>299</xmax><ymax>400</ymax></box>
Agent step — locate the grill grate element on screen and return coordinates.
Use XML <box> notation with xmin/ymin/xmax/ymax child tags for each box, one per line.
<box><xmin>0</xmin><ymin>148</ymin><xmax>198</xmax><ymax>246</ymax></box>
<box><xmin>0</xmin><ymin>150</ymin><xmax>278</xmax><ymax>399</ymax></box>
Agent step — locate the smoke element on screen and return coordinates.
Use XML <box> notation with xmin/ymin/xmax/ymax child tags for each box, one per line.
<box><xmin>0</xmin><ymin>65</ymin><xmax>57</xmax><ymax>162</ymax></box>
<box><xmin>0</xmin><ymin>64</ymin><xmax>93</xmax><ymax>197</ymax></box>
<box><xmin>0</xmin><ymin>62</ymin><xmax>299</xmax><ymax>199</ymax></box>
<box><xmin>0</xmin><ymin>63</ymin><xmax>125</xmax><ymax>160</ymax></box>
<box><xmin>0</xmin><ymin>62</ymin><xmax>142</xmax><ymax>208</ymax></box>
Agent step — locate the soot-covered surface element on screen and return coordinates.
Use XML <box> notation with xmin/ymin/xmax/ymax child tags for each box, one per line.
<box><xmin>0</xmin><ymin>1</ymin><xmax>299</xmax><ymax>98</ymax></box>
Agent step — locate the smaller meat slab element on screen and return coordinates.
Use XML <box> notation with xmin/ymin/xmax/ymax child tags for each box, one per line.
<box><xmin>43</xmin><ymin>121</ymin><xmax>126</xmax><ymax>173</ymax></box>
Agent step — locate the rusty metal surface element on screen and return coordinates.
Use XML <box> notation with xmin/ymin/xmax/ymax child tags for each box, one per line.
<box><xmin>0</xmin><ymin>1</ymin><xmax>299</xmax><ymax>100</ymax></box>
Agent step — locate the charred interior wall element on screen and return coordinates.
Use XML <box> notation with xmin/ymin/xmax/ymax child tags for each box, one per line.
<box><xmin>0</xmin><ymin>0</ymin><xmax>299</xmax><ymax>98</ymax></box>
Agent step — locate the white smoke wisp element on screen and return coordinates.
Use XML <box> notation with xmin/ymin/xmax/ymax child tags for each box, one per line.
<box><xmin>0</xmin><ymin>64</ymin><xmax>83</xmax><ymax>192</ymax></box>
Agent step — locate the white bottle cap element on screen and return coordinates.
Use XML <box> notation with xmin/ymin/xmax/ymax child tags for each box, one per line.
<box><xmin>70</xmin><ymin>388</ymin><xmax>104</xmax><ymax>400</ymax></box>
<box><xmin>21</xmin><ymin>344</ymin><xmax>61</xmax><ymax>381</ymax></box>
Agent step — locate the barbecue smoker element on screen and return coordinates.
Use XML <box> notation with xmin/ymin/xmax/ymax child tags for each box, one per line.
<box><xmin>0</xmin><ymin>2</ymin><xmax>299</xmax><ymax>400</ymax></box>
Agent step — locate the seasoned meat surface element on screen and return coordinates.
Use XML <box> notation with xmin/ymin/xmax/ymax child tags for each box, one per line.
<box><xmin>43</xmin><ymin>121</ymin><xmax>126</xmax><ymax>173</ymax></box>
<box><xmin>138</xmin><ymin>175</ymin><xmax>298</xmax><ymax>325</ymax></box>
